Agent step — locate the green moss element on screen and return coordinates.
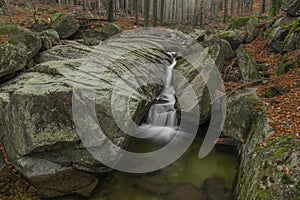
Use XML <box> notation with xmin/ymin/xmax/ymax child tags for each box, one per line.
<box><xmin>219</xmin><ymin>31</ymin><xmax>231</xmax><ymax>38</ymax></box>
<box><xmin>275</xmin><ymin>55</ymin><xmax>297</xmax><ymax>75</ymax></box>
<box><xmin>257</xmin><ymin>189</ymin><xmax>267</xmax><ymax>199</ymax></box>
<box><xmin>281</xmin><ymin>19</ymin><xmax>300</xmax><ymax>50</ymax></box>
<box><xmin>282</xmin><ymin>174</ymin><xmax>295</xmax><ymax>184</ymax></box>
<box><xmin>294</xmin><ymin>182</ymin><xmax>300</xmax><ymax>198</ymax></box>
<box><xmin>231</xmin><ymin>16</ymin><xmax>259</xmax><ymax>29</ymax></box>
<box><xmin>265</xmin><ymin>87</ymin><xmax>282</xmax><ymax>98</ymax></box>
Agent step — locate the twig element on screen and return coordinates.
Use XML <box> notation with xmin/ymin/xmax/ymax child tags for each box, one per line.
<box><xmin>226</xmin><ymin>78</ymin><xmax>270</xmax><ymax>97</ymax></box>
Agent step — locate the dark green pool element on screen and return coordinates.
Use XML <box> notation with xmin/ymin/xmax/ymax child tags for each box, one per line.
<box><xmin>90</xmin><ymin>137</ymin><xmax>238</xmax><ymax>200</ymax></box>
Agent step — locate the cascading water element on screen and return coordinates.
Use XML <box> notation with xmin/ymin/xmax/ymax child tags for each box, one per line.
<box><xmin>135</xmin><ymin>52</ymin><xmax>178</xmax><ymax>143</ymax></box>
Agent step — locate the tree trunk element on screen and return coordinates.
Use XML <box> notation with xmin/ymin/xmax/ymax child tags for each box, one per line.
<box><xmin>260</xmin><ymin>0</ymin><xmax>266</xmax><ymax>15</ymax></box>
<box><xmin>270</xmin><ymin>0</ymin><xmax>281</xmax><ymax>16</ymax></box>
<box><xmin>160</xmin><ymin>0</ymin><xmax>164</xmax><ymax>22</ymax></box>
<box><xmin>135</xmin><ymin>0</ymin><xmax>139</xmax><ymax>24</ymax></box>
<box><xmin>230</xmin><ymin>0</ymin><xmax>234</xmax><ymax>15</ymax></box>
<box><xmin>144</xmin><ymin>0</ymin><xmax>149</xmax><ymax>27</ymax></box>
<box><xmin>237</xmin><ymin>0</ymin><xmax>241</xmax><ymax>15</ymax></box>
<box><xmin>153</xmin><ymin>0</ymin><xmax>158</xmax><ymax>26</ymax></box>
<box><xmin>224</xmin><ymin>0</ymin><xmax>228</xmax><ymax>22</ymax></box>
<box><xmin>107</xmin><ymin>0</ymin><xmax>114</xmax><ymax>22</ymax></box>
<box><xmin>200</xmin><ymin>0</ymin><xmax>204</xmax><ymax>26</ymax></box>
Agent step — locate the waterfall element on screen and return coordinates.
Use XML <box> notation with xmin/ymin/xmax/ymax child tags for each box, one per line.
<box><xmin>135</xmin><ymin>52</ymin><xmax>178</xmax><ymax>144</ymax></box>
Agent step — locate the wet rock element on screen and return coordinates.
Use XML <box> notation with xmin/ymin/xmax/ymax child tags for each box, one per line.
<box><xmin>0</xmin><ymin>24</ymin><xmax>41</xmax><ymax>78</ymax></box>
<box><xmin>34</xmin><ymin>43</ymin><xmax>92</xmax><ymax>63</ymax></box>
<box><xmin>1</xmin><ymin>29</ymin><xmax>193</xmax><ymax>198</ymax></box>
<box><xmin>202</xmin><ymin>177</ymin><xmax>230</xmax><ymax>200</ymax></box>
<box><xmin>17</xmin><ymin>157</ymin><xmax>99</xmax><ymax>198</ymax></box>
<box><xmin>134</xmin><ymin>174</ymin><xmax>169</xmax><ymax>194</ymax></box>
<box><xmin>51</xmin><ymin>13</ymin><xmax>80</xmax><ymax>39</ymax></box>
<box><xmin>281</xmin><ymin>0</ymin><xmax>300</xmax><ymax>17</ymax></box>
<box><xmin>166</xmin><ymin>182</ymin><xmax>206</xmax><ymax>200</ymax></box>
<box><xmin>236</xmin><ymin>46</ymin><xmax>261</xmax><ymax>81</ymax></box>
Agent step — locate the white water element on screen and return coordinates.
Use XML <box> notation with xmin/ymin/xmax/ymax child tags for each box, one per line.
<box><xmin>135</xmin><ymin>52</ymin><xmax>178</xmax><ymax>144</ymax></box>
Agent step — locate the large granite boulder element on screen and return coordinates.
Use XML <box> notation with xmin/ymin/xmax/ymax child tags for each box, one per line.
<box><xmin>265</xmin><ymin>17</ymin><xmax>300</xmax><ymax>53</ymax></box>
<box><xmin>71</xmin><ymin>22</ymin><xmax>122</xmax><ymax>45</ymax></box>
<box><xmin>218</xmin><ymin>30</ymin><xmax>245</xmax><ymax>50</ymax></box>
<box><xmin>201</xmin><ymin>36</ymin><xmax>235</xmax><ymax>61</ymax></box>
<box><xmin>0</xmin><ymin>24</ymin><xmax>41</xmax><ymax>79</ymax></box>
<box><xmin>0</xmin><ymin>29</ymin><xmax>216</xmax><ymax>198</ymax></box>
<box><xmin>223</xmin><ymin>88</ymin><xmax>260</xmax><ymax>141</ymax></box>
<box><xmin>51</xmin><ymin>13</ymin><xmax>80</xmax><ymax>39</ymax></box>
<box><xmin>235</xmin><ymin>46</ymin><xmax>261</xmax><ymax>81</ymax></box>
<box><xmin>34</xmin><ymin>43</ymin><xmax>92</xmax><ymax>63</ymax></box>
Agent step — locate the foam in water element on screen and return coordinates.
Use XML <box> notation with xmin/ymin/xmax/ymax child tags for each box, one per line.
<box><xmin>135</xmin><ymin>52</ymin><xmax>179</xmax><ymax>144</ymax></box>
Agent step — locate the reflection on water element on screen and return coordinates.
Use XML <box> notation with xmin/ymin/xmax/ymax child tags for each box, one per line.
<box><xmin>91</xmin><ymin>138</ymin><xmax>238</xmax><ymax>200</ymax></box>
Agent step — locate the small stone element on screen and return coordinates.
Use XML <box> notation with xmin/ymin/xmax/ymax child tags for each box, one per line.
<box><xmin>277</xmin><ymin>165</ymin><xmax>283</xmax><ymax>171</ymax></box>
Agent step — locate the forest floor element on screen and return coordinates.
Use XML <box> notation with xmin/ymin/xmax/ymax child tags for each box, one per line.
<box><xmin>0</xmin><ymin>3</ymin><xmax>299</xmax><ymax>199</ymax></box>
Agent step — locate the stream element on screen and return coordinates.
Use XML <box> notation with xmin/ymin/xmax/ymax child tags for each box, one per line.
<box><xmin>90</xmin><ymin>53</ymin><xmax>238</xmax><ymax>200</ymax></box>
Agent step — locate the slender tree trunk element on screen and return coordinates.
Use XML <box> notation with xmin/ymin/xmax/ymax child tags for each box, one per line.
<box><xmin>224</xmin><ymin>0</ymin><xmax>228</xmax><ymax>22</ymax></box>
<box><xmin>270</xmin><ymin>0</ymin><xmax>281</xmax><ymax>16</ymax></box>
<box><xmin>237</xmin><ymin>0</ymin><xmax>241</xmax><ymax>15</ymax></box>
<box><xmin>153</xmin><ymin>0</ymin><xmax>158</xmax><ymax>26</ymax></box>
<box><xmin>193</xmin><ymin>0</ymin><xmax>198</xmax><ymax>26</ymax></box>
<box><xmin>260</xmin><ymin>0</ymin><xmax>266</xmax><ymax>15</ymax></box>
<box><xmin>231</xmin><ymin>0</ymin><xmax>234</xmax><ymax>15</ymax></box>
<box><xmin>135</xmin><ymin>0</ymin><xmax>139</xmax><ymax>24</ymax></box>
<box><xmin>200</xmin><ymin>0</ymin><xmax>204</xmax><ymax>26</ymax></box>
<box><xmin>160</xmin><ymin>0</ymin><xmax>164</xmax><ymax>22</ymax></box>
<box><xmin>250</xmin><ymin>0</ymin><xmax>254</xmax><ymax>13</ymax></box>
<box><xmin>107</xmin><ymin>0</ymin><xmax>114</xmax><ymax>22</ymax></box>
<box><xmin>144</xmin><ymin>0</ymin><xmax>149</xmax><ymax>27</ymax></box>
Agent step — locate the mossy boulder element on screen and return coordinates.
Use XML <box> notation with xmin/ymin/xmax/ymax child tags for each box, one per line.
<box><xmin>236</xmin><ymin>46</ymin><xmax>261</xmax><ymax>81</ymax></box>
<box><xmin>275</xmin><ymin>54</ymin><xmax>298</xmax><ymax>75</ymax></box>
<box><xmin>40</xmin><ymin>29</ymin><xmax>60</xmax><ymax>48</ymax></box>
<box><xmin>223</xmin><ymin>88</ymin><xmax>260</xmax><ymax>141</ymax></box>
<box><xmin>70</xmin><ymin>22</ymin><xmax>122</xmax><ymax>45</ymax></box>
<box><xmin>218</xmin><ymin>30</ymin><xmax>244</xmax><ymax>50</ymax></box>
<box><xmin>51</xmin><ymin>13</ymin><xmax>80</xmax><ymax>39</ymax></box>
<box><xmin>201</xmin><ymin>36</ymin><xmax>234</xmax><ymax>61</ymax></box>
<box><xmin>231</xmin><ymin>16</ymin><xmax>260</xmax><ymax>29</ymax></box>
<box><xmin>34</xmin><ymin>43</ymin><xmax>92</xmax><ymax>64</ymax></box>
<box><xmin>281</xmin><ymin>0</ymin><xmax>300</xmax><ymax>17</ymax></box>
<box><xmin>265</xmin><ymin>17</ymin><xmax>300</xmax><ymax>53</ymax></box>
<box><xmin>0</xmin><ymin>24</ymin><xmax>41</xmax><ymax>78</ymax></box>
<box><xmin>0</xmin><ymin>29</ymin><xmax>198</xmax><ymax>198</ymax></box>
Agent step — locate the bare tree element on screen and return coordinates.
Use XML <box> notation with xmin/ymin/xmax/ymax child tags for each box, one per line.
<box><xmin>144</xmin><ymin>0</ymin><xmax>149</xmax><ymax>27</ymax></box>
<box><xmin>153</xmin><ymin>0</ymin><xmax>158</xmax><ymax>26</ymax></box>
<box><xmin>134</xmin><ymin>0</ymin><xmax>139</xmax><ymax>24</ymax></box>
<box><xmin>224</xmin><ymin>0</ymin><xmax>228</xmax><ymax>22</ymax></box>
<box><xmin>260</xmin><ymin>0</ymin><xmax>266</xmax><ymax>15</ymax></box>
<box><xmin>160</xmin><ymin>0</ymin><xmax>164</xmax><ymax>22</ymax></box>
<box><xmin>107</xmin><ymin>0</ymin><xmax>114</xmax><ymax>22</ymax></box>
